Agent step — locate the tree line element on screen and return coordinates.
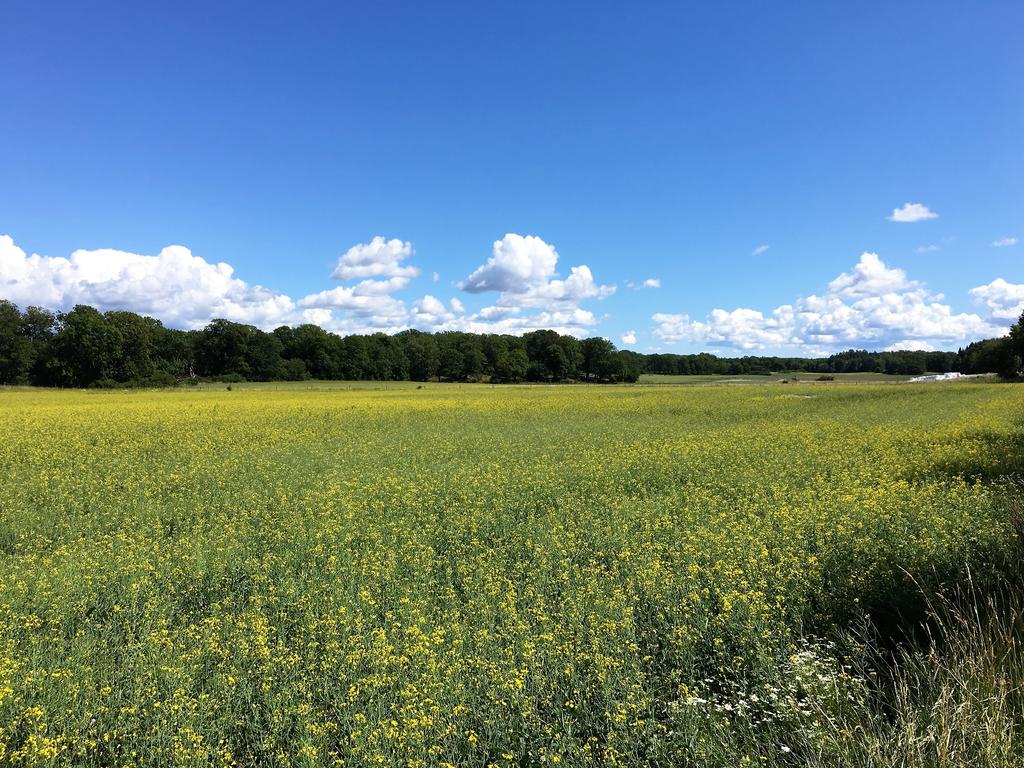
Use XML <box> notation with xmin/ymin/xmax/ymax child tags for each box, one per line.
<box><xmin>0</xmin><ymin>301</ymin><xmax>639</xmax><ymax>386</ymax></box>
<box><xmin>632</xmin><ymin>340</ymin><xmax>1017</xmax><ymax>378</ymax></box>
<box><xmin>0</xmin><ymin>300</ymin><xmax>1021</xmax><ymax>387</ymax></box>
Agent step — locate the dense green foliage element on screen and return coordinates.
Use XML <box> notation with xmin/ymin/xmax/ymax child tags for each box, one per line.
<box><xmin>0</xmin><ymin>299</ymin><xmax>1021</xmax><ymax>387</ymax></box>
<box><xmin>0</xmin><ymin>383</ymin><xmax>1021</xmax><ymax>766</ymax></box>
<box><xmin>0</xmin><ymin>301</ymin><xmax>639</xmax><ymax>387</ymax></box>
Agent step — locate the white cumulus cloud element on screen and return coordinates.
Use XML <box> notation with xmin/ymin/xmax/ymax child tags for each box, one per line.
<box><xmin>752</xmin><ymin>245</ymin><xmax>770</xmax><ymax>256</ymax></box>
<box><xmin>330</xmin><ymin>236</ymin><xmax>419</xmax><ymax>280</ymax></box>
<box><xmin>621</xmin><ymin>330</ymin><xmax>637</xmax><ymax>345</ymax></box>
<box><xmin>0</xmin><ymin>234</ymin><xmax>421</xmax><ymax>334</ymax></box>
<box><xmin>0</xmin><ymin>232</ymin><xmax>620</xmax><ymax>339</ymax></box>
<box><xmin>888</xmin><ymin>202</ymin><xmax>938</xmax><ymax>223</ymax></box>
<box><xmin>296</xmin><ymin>286</ymin><xmax>408</xmax><ymax>326</ymax></box>
<box><xmin>652</xmin><ymin>305</ymin><xmax>799</xmax><ymax>350</ymax></box>
<box><xmin>969</xmin><ymin>278</ymin><xmax>1024</xmax><ymax>321</ymax></box>
<box><xmin>0</xmin><ymin>234</ymin><xmax>303</xmax><ymax>329</ymax></box>
<box><xmin>459</xmin><ymin>234</ymin><xmax>560</xmax><ymax>293</ymax></box>
<box><xmin>456</xmin><ymin>308</ymin><xmax>602</xmax><ymax>337</ymax></box>
<box><xmin>651</xmin><ymin>251</ymin><xmax>1009</xmax><ymax>353</ymax></box>
<box><xmin>885</xmin><ymin>340</ymin><xmax>937</xmax><ymax>352</ymax></box>
<box><xmin>441</xmin><ymin>233</ymin><xmax>614</xmax><ymax>336</ymax></box>
<box><xmin>992</xmin><ymin>237</ymin><xmax>1017</xmax><ymax>247</ymax></box>
<box><xmin>827</xmin><ymin>252</ymin><xmax>918</xmax><ymax>298</ymax></box>
<box><xmin>410</xmin><ymin>294</ymin><xmax>456</xmax><ymax>328</ymax></box>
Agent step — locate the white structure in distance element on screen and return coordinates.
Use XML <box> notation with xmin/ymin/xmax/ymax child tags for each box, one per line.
<box><xmin>908</xmin><ymin>372</ymin><xmax>964</xmax><ymax>383</ymax></box>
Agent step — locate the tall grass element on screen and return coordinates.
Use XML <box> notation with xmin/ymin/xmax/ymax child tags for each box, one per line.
<box><xmin>715</xmin><ymin>496</ymin><xmax>1024</xmax><ymax>767</ymax></box>
<box><xmin>794</xmin><ymin>573</ymin><xmax>1023</xmax><ymax>768</ymax></box>
<box><xmin>639</xmin><ymin>577</ymin><xmax>1024</xmax><ymax>766</ymax></box>
<box><xmin>836</xmin><ymin>490</ymin><xmax>1023</xmax><ymax>768</ymax></box>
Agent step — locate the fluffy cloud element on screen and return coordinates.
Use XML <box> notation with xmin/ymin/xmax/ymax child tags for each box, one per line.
<box><xmin>409</xmin><ymin>302</ymin><xmax>602</xmax><ymax>337</ymax></box>
<box><xmin>1</xmin><ymin>232</ymin><xmax>615</xmax><ymax>337</ymax></box>
<box><xmin>292</xmin><ymin>237</ymin><xmax>432</xmax><ymax>333</ymax></box>
<box><xmin>0</xmin><ymin>234</ymin><xmax>419</xmax><ymax>334</ymax></box>
<box><xmin>752</xmin><ymin>245</ymin><xmax>770</xmax><ymax>256</ymax></box>
<box><xmin>410</xmin><ymin>294</ymin><xmax>457</xmax><ymax>327</ymax></box>
<box><xmin>915</xmin><ymin>244</ymin><xmax>939</xmax><ymax>254</ymax></box>
<box><xmin>459</xmin><ymin>234</ymin><xmax>613</xmax><ymax>307</ymax></box>
<box><xmin>0</xmin><ymin>235</ymin><xmax>306</xmax><ymax>329</ymax></box>
<box><xmin>459</xmin><ymin>234</ymin><xmax>560</xmax><ymax>293</ymax></box>
<box><xmin>826</xmin><ymin>252</ymin><xmax>918</xmax><ymax>298</ymax></box>
<box><xmin>409</xmin><ymin>295</ymin><xmax>469</xmax><ymax>329</ymax></box>
<box><xmin>507</xmin><ymin>265</ymin><xmax>615</xmax><ymax>309</ymax></box>
<box><xmin>652</xmin><ymin>252</ymin><xmax>1008</xmax><ymax>353</ymax></box>
<box><xmin>296</xmin><ymin>287</ymin><xmax>407</xmax><ymax>324</ymax></box>
<box><xmin>888</xmin><ymin>202</ymin><xmax>938</xmax><ymax>222</ymax></box>
<box><xmin>455</xmin><ymin>308</ymin><xmax>602</xmax><ymax>337</ymax></box>
<box><xmin>969</xmin><ymin>278</ymin><xmax>1024</xmax><ymax>321</ymax></box>
<box><xmin>621</xmin><ymin>330</ymin><xmax>637</xmax><ymax>345</ymax></box>
<box><xmin>439</xmin><ymin>234</ymin><xmax>614</xmax><ymax>336</ymax></box>
<box><xmin>885</xmin><ymin>339</ymin><xmax>937</xmax><ymax>352</ymax></box>
<box><xmin>652</xmin><ymin>306</ymin><xmax>799</xmax><ymax>350</ymax></box>
<box><xmin>330</xmin><ymin>237</ymin><xmax>419</xmax><ymax>280</ymax></box>
<box><xmin>992</xmin><ymin>237</ymin><xmax>1017</xmax><ymax>247</ymax></box>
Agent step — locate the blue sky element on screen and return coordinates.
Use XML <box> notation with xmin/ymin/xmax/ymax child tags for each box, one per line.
<box><xmin>1</xmin><ymin>1</ymin><xmax>1021</xmax><ymax>353</ymax></box>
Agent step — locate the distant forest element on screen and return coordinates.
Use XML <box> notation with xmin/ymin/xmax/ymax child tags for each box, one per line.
<box><xmin>1</xmin><ymin>300</ymin><xmax>1021</xmax><ymax>387</ymax></box>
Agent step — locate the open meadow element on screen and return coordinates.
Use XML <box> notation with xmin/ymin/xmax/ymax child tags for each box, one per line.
<box><xmin>1</xmin><ymin>382</ymin><xmax>1022</xmax><ymax>766</ymax></box>
<box><xmin>637</xmin><ymin>372</ymin><xmax>918</xmax><ymax>385</ymax></box>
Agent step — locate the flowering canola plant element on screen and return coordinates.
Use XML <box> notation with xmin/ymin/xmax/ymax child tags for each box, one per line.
<box><xmin>0</xmin><ymin>382</ymin><xmax>1020</xmax><ymax>766</ymax></box>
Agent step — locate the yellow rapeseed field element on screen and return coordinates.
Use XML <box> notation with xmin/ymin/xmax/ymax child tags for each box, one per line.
<box><xmin>0</xmin><ymin>383</ymin><xmax>1021</xmax><ymax>766</ymax></box>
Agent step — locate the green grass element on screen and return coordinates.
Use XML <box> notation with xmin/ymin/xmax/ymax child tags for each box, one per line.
<box><xmin>186</xmin><ymin>378</ymin><xmax>446</xmax><ymax>391</ymax></box>
<box><xmin>638</xmin><ymin>371</ymin><xmax>916</xmax><ymax>384</ymax></box>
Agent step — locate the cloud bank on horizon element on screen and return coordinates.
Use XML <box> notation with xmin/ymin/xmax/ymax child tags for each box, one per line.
<box><xmin>652</xmin><ymin>252</ymin><xmax>1020</xmax><ymax>354</ymax></box>
<box><xmin>0</xmin><ymin>233</ymin><xmax>616</xmax><ymax>338</ymax></box>
<box><xmin>1</xmin><ymin>233</ymin><xmax>1020</xmax><ymax>355</ymax></box>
